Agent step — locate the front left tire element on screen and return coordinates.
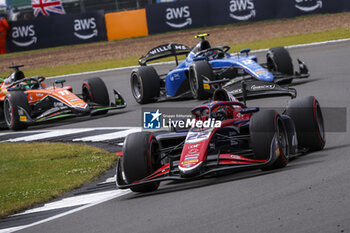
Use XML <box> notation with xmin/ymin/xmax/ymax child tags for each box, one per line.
<box><xmin>120</xmin><ymin>132</ymin><xmax>161</xmax><ymax>192</ymax></box>
<box><xmin>250</xmin><ymin>110</ymin><xmax>289</xmax><ymax>170</ymax></box>
<box><xmin>267</xmin><ymin>47</ymin><xmax>294</xmax><ymax>84</ymax></box>
<box><xmin>3</xmin><ymin>91</ymin><xmax>31</xmax><ymax>131</ymax></box>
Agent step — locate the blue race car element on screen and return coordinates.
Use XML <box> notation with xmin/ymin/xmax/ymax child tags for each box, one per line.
<box><xmin>130</xmin><ymin>33</ymin><xmax>308</xmax><ymax>104</ymax></box>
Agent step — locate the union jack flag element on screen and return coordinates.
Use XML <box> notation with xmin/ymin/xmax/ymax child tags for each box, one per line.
<box><xmin>32</xmin><ymin>0</ymin><xmax>66</xmax><ymax>17</ymax></box>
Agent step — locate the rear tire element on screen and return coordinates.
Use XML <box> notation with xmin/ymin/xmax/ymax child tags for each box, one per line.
<box><xmin>82</xmin><ymin>77</ymin><xmax>109</xmax><ymax>115</ymax></box>
<box><xmin>285</xmin><ymin>96</ymin><xmax>325</xmax><ymax>151</ymax></box>
<box><xmin>0</xmin><ymin>106</ymin><xmax>8</xmax><ymax>129</ymax></box>
<box><xmin>130</xmin><ymin>66</ymin><xmax>160</xmax><ymax>104</ymax></box>
<box><xmin>189</xmin><ymin>60</ymin><xmax>214</xmax><ymax>100</ymax></box>
<box><xmin>250</xmin><ymin>110</ymin><xmax>289</xmax><ymax>170</ymax></box>
<box><xmin>122</xmin><ymin>132</ymin><xmax>161</xmax><ymax>192</ymax></box>
<box><xmin>3</xmin><ymin>91</ymin><xmax>31</xmax><ymax>131</ymax></box>
<box><xmin>267</xmin><ymin>47</ymin><xmax>294</xmax><ymax>84</ymax></box>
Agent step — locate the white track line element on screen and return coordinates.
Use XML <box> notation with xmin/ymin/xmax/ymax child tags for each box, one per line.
<box><xmin>0</xmin><ymin>189</ymin><xmax>131</xmax><ymax>233</ymax></box>
<box><xmin>48</xmin><ymin>38</ymin><xmax>350</xmax><ymax>80</ymax></box>
<box><xmin>72</xmin><ymin>128</ymin><xmax>141</xmax><ymax>142</ymax></box>
<box><xmin>4</xmin><ymin>128</ymin><xmax>95</xmax><ymax>142</ymax></box>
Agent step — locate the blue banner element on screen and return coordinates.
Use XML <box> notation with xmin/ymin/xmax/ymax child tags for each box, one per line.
<box><xmin>6</xmin><ymin>10</ymin><xmax>106</xmax><ymax>52</ymax></box>
<box><xmin>146</xmin><ymin>0</ymin><xmax>349</xmax><ymax>35</ymax></box>
<box><xmin>146</xmin><ymin>0</ymin><xmax>210</xmax><ymax>34</ymax></box>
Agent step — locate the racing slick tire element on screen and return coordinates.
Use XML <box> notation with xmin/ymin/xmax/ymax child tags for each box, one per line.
<box><xmin>130</xmin><ymin>66</ymin><xmax>160</xmax><ymax>104</ymax></box>
<box><xmin>3</xmin><ymin>91</ymin><xmax>31</xmax><ymax>130</ymax></box>
<box><xmin>82</xmin><ymin>77</ymin><xmax>109</xmax><ymax>115</ymax></box>
<box><xmin>267</xmin><ymin>47</ymin><xmax>294</xmax><ymax>84</ymax></box>
<box><xmin>285</xmin><ymin>96</ymin><xmax>325</xmax><ymax>151</ymax></box>
<box><xmin>121</xmin><ymin>132</ymin><xmax>161</xmax><ymax>192</ymax></box>
<box><xmin>189</xmin><ymin>60</ymin><xmax>214</xmax><ymax>100</ymax></box>
<box><xmin>250</xmin><ymin>110</ymin><xmax>289</xmax><ymax>170</ymax></box>
<box><xmin>0</xmin><ymin>107</ymin><xmax>7</xmax><ymax>129</ymax></box>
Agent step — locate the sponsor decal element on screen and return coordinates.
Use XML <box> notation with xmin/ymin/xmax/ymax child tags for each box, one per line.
<box><xmin>189</xmin><ymin>143</ymin><xmax>200</xmax><ymax>149</ymax></box>
<box><xmin>73</xmin><ymin>18</ymin><xmax>98</xmax><ymax>40</ymax></box>
<box><xmin>231</xmin><ymin>88</ymin><xmax>242</xmax><ymax>94</ymax></box>
<box><xmin>20</xmin><ymin>115</ymin><xmax>27</xmax><ymax>122</ymax></box>
<box><xmin>69</xmin><ymin>98</ymin><xmax>81</xmax><ymax>102</ymax></box>
<box><xmin>165</xmin><ymin>6</ymin><xmax>192</xmax><ymax>28</ymax></box>
<box><xmin>36</xmin><ymin>93</ymin><xmax>44</xmax><ymax>97</ymax></box>
<box><xmin>188</xmin><ymin>148</ymin><xmax>199</xmax><ymax>154</ymax></box>
<box><xmin>181</xmin><ymin>159</ymin><xmax>199</xmax><ymax>165</ymax></box>
<box><xmin>203</xmin><ymin>83</ymin><xmax>210</xmax><ymax>90</ymax></box>
<box><xmin>11</xmin><ymin>25</ymin><xmax>37</xmax><ymax>47</ymax></box>
<box><xmin>75</xmin><ymin>102</ymin><xmax>86</xmax><ymax>108</ymax></box>
<box><xmin>256</xmin><ymin>70</ymin><xmax>268</xmax><ymax>74</ymax></box>
<box><xmin>184</xmin><ymin>156</ymin><xmax>199</xmax><ymax>161</ymax></box>
<box><xmin>275</xmin><ymin>148</ymin><xmax>280</xmax><ymax>157</ymax></box>
<box><xmin>229</xmin><ymin>0</ymin><xmax>256</xmax><ymax>21</ymax></box>
<box><xmin>295</xmin><ymin>0</ymin><xmax>322</xmax><ymax>12</ymax></box>
<box><xmin>250</xmin><ymin>84</ymin><xmax>275</xmax><ymax>90</ymax></box>
<box><xmin>148</xmin><ymin>44</ymin><xmax>188</xmax><ymax>56</ymax></box>
<box><xmin>54</xmin><ymin>102</ymin><xmax>65</xmax><ymax>107</ymax></box>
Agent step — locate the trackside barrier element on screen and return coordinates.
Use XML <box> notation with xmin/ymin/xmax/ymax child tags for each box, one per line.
<box><xmin>105</xmin><ymin>9</ymin><xmax>148</xmax><ymax>41</ymax></box>
<box><xmin>5</xmin><ymin>0</ymin><xmax>350</xmax><ymax>52</ymax></box>
<box><xmin>146</xmin><ymin>0</ymin><xmax>350</xmax><ymax>34</ymax></box>
<box><xmin>6</xmin><ymin>10</ymin><xmax>107</xmax><ymax>52</ymax></box>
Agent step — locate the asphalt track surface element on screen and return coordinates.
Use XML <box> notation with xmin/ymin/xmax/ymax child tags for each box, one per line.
<box><xmin>2</xmin><ymin>41</ymin><xmax>350</xmax><ymax>232</ymax></box>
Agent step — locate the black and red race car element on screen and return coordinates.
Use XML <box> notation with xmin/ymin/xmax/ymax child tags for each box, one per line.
<box><xmin>116</xmin><ymin>88</ymin><xmax>325</xmax><ymax>193</ymax></box>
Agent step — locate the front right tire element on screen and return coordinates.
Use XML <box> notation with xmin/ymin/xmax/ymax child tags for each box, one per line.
<box><xmin>189</xmin><ymin>60</ymin><xmax>214</xmax><ymax>100</ymax></box>
<box><xmin>82</xmin><ymin>77</ymin><xmax>109</xmax><ymax>115</ymax></box>
<box><xmin>285</xmin><ymin>96</ymin><xmax>325</xmax><ymax>151</ymax></box>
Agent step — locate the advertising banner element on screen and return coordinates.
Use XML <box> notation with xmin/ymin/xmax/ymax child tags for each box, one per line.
<box><xmin>146</xmin><ymin>0</ymin><xmax>349</xmax><ymax>35</ymax></box>
<box><xmin>53</xmin><ymin>11</ymin><xmax>107</xmax><ymax>46</ymax></box>
<box><xmin>6</xmin><ymin>18</ymin><xmax>54</xmax><ymax>52</ymax></box>
<box><xmin>273</xmin><ymin>0</ymin><xmax>336</xmax><ymax>19</ymax></box>
<box><xmin>208</xmin><ymin>0</ymin><xmax>275</xmax><ymax>26</ymax></box>
<box><xmin>146</xmin><ymin>0</ymin><xmax>210</xmax><ymax>34</ymax></box>
<box><xmin>7</xmin><ymin>10</ymin><xmax>107</xmax><ymax>52</ymax></box>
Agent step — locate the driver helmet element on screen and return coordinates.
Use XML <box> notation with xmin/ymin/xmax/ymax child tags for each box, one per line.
<box><xmin>211</xmin><ymin>106</ymin><xmax>228</xmax><ymax>121</ymax></box>
<box><xmin>200</xmin><ymin>40</ymin><xmax>211</xmax><ymax>51</ymax></box>
<box><xmin>13</xmin><ymin>71</ymin><xmax>25</xmax><ymax>82</ymax></box>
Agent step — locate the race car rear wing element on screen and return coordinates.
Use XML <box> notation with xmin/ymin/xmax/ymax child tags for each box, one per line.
<box><xmin>205</xmin><ymin>79</ymin><xmax>296</xmax><ymax>105</ymax></box>
<box><xmin>232</xmin><ymin>80</ymin><xmax>297</xmax><ymax>104</ymax></box>
<box><xmin>139</xmin><ymin>43</ymin><xmax>191</xmax><ymax>66</ymax></box>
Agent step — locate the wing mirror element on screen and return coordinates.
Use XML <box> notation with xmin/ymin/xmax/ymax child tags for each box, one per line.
<box><xmin>240</xmin><ymin>48</ymin><xmax>251</xmax><ymax>56</ymax></box>
<box><xmin>54</xmin><ymin>79</ymin><xmax>66</xmax><ymax>87</ymax></box>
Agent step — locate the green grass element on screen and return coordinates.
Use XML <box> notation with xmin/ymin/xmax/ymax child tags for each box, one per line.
<box><xmin>0</xmin><ymin>143</ymin><xmax>117</xmax><ymax>218</ymax></box>
<box><xmin>1</xmin><ymin>27</ymin><xmax>349</xmax><ymax>78</ymax></box>
<box><xmin>228</xmin><ymin>28</ymin><xmax>350</xmax><ymax>52</ymax></box>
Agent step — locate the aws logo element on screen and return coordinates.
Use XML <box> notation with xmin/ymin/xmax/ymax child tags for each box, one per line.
<box><xmin>229</xmin><ymin>0</ymin><xmax>256</xmax><ymax>21</ymax></box>
<box><xmin>73</xmin><ymin>17</ymin><xmax>98</xmax><ymax>40</ymax></box>
<box><xmin>165</xmin><ymin>6</ymin><xmax>192</xmax><ymax>28</ymax></box>
<box><xmin>11</xmin><ymin>25</ymin><xmax>37</xmax><ymax>47</ymax></box>
<box><xmin>295</xmin><ymin>0</ymin><xmax>322</xmax><ymax>12</ymax></box>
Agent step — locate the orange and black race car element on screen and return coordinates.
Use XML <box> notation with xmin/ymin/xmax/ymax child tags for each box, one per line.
<box><xmin>0</xmin><ymin>65</ymin><xmax>126</xmax><ymax>130</ymax></box>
